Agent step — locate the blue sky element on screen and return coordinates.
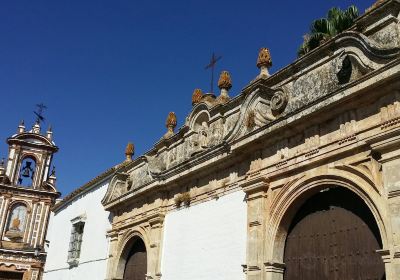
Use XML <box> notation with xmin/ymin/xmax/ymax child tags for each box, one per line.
<box><xmin>0</xmin><ymin>0</ymin><xmax>372</xmax><ymax>196</ymax></box>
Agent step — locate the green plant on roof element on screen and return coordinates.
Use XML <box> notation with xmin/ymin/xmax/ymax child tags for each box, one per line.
<box><xmin>298</xmin><ymin>5</ymin><xmax>359</xmax><ymax>57</ymax></box>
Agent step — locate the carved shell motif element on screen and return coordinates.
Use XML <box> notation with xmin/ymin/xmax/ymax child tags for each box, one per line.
<box><xmin>270</xmin><ymin>90</ymin><xmax>288</xmax><ymax>115</ymax></box>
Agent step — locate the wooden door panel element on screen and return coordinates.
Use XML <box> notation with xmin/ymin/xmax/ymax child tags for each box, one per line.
<box><xmin>284</xmin><ymin>188</ymin><xmax>385</xmax><ymax>280</ymax></box>
<box><xmin>123</xmin><ymin>239</ymin><xmax>147</xmax><ymax>280</ymax></box>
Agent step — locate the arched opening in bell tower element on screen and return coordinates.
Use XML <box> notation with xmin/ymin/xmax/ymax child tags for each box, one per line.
<box><xmin>17</xmin><ymin>156</ymin><xmax>37</xmax><ymax>187</ymax></box>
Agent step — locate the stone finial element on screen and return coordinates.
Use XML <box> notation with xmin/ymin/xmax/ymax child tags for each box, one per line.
<box><xmin>218</xmin><ymin>71</ymin><xmax>232</xmax><ymax>91</ymax></box>
<box><xmin>125</xmin><ymin>142</ymin><xmax>135</xmax><ymax>162</ymax></box>
<box><xmin>46</xmin><ymin>166</ymin><xmax>57</xmax><ymax>186</ymax></box>
<box><xmin>164</xmin><ymin>112</ymin><xmax>177</xmax><ymax>139</ymax></box>
<box><xmin>217</xmin><ymin>71</ymin><xmax>232</xmax><ymax>104</ymax></box>
<box><xmin>50</xmin><ymin>166</ymin><xmax>56</xmax><ymax>177</ymax></box>
<box><xmin>192</xmin><ymin>89</ymin><xmax>203</xmax><ymax>106</ymax></box>
<box><xmin>32</xmin><ymin>121</ymin><xmax>41</xmax><ymax>134</ymax></box>
<box><xmin>46</xmin><ymin>125</ymin><xmax>53</xmax><ymax>140</ymax></box>
<box><xmin>257</xmin><ymin>48</ymin><xmax>272</xmax><ymax>77</ymax></box>
<box><xmin>18</xmin><ymin>120</ymin><xmax>25</xmax><ymax>134</ymax></box>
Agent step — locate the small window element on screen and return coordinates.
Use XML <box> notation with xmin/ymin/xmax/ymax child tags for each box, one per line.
<box><xmin>67</xmin><ymin>221</ymin><xmax>85</xmax><ymax>266</ymax></box>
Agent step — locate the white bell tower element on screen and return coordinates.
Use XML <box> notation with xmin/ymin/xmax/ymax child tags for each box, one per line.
<box><xmin>3</xmin><ymin>120</ymin><xmax>58</xmax><ymax>191</ymax></box>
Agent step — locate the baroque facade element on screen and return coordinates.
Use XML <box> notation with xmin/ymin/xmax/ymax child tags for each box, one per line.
<box><xmin>99</xmin><ymin>1</ymin><xmax>400</xmax><ymax>279</ymax></box>
<box><xmin>0</xmin><ymin>121</ymin><xmax>60</xmax><ymax>280</ymax></box>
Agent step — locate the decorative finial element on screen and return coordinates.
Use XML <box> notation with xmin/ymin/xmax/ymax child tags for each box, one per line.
<box><xmin>257</xmin><ymin>48</ymin><xmax>272</xmax><ymax>77</ymax></box>
<box><xmin>125</xmin><ymin>142</ymin><xmax>135</xmax><ymax>162</ymax></box>
<box><xmin>50</xmin><ymin>166</ymin><xmax>56</xmax><ymax>177</ymax></box>
<box><xmin>46</xmin><ymin>165</ymin><xmax>57</xmax><ymax>187</ymax></box>
<box><xmin>164</xmin><ymin>112</ymin><xmax>177</xmax><ymax>139</ymax></box>
<box><xmin>32</xmin><ymin>122</ymin><xmax>41</xmax><ymax>134</ymax></box>
<box><xmin>192</xmin><ymin>89</ymin><xmax>203</xmax><ymax>106</ymax></box>
<box><xmin>218</xmin><ymin>71</ymin><xmax>232</xmax><ymax>91</ymax></box>
<box><xmin>217</xmin><ymin>71</ymin><xmax>232</xmax><ymax>104</ymax></box>
<box><xmin>18</xmin><ymin>120</ymin><xmax>25</xmax><ymax>133</ymax></box>
<box><xmin>46</xmin><ymin>125</ymin><xmax>53</xmax><ymax>140</ymax></box>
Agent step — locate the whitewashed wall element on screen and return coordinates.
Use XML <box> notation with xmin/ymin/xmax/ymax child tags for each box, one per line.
<box><xmin>43</xmin><ymin>179</ymin><xmax>111</xmax><ymax>280</ymax></box>
<box><xmin>161</xmin><ymin>190</ymin><xmax>247</xmax><ymax>280</ymax></box>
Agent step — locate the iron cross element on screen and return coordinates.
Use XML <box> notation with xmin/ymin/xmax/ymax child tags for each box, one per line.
<box><xmin>34</xmin><ymin>103</ymin><xmax>47</xmax><ymax>124</ymax></box>
<box><xmin>205</xmin><ymin>52</ymin><xmax>222</xmax><ymax>93</ymax></box>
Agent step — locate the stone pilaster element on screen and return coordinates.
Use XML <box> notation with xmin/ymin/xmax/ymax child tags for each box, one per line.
<box><xmin>371</xmin><ymin>132</ymin><xmax>400</xmax><ymax>279</ymax></box>
<box><xmin>241</xmin><ymin>171</ymin><xmax>269</xmax><ymax>280</ymax></box>
<box><xmin>105</xmin><ymin>232</ymin><xmax>120</xmax><ymax>280</ymax></box>
<box><xmin>147</xmin><ymin>214</ymin><xmax>165</xmax><ymax>280</ymax></box>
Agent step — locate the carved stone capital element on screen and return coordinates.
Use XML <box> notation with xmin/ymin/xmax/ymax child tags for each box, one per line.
<box><xmin>148</xmin><ymin>213</ymin><xmax>165</xmax><ymax>228</ymax></box>
<box><xmin>241</xmin><ymin>175</ymin><xmax>269</xmax><ymax>199</ymax></box>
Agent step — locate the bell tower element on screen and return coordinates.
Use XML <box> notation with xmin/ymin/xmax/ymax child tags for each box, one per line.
<box><xmin>4</xmin><ymin>120</ymin><xmax>58</xmax><ymax>190</ymax></box>
<box><xmin>0</xmin><ymin>118</ymin><xmax>60</xmax><ymax>280</ymax></box>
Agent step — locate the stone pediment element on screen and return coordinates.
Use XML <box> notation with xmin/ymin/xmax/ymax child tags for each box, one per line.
<box><xmin>102</xmin><ymin>2</ymin><xmax>400</xmax><ymax>208</ymax></box>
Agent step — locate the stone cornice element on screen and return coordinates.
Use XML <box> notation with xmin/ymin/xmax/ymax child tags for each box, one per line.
<box><xmin>0</xmin><ymin>184</ymin><xmax>60</xmax><ymax>200</ymax></box>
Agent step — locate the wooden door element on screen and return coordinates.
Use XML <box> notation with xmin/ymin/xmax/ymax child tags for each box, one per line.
<box><xmin>284</xmin><ymin>188</ymin><xmax>385</xmax><ymax>280</ymax></box>
<box><xmin>123</xmin><ymin>239</ymin><xmax>147</xmax><ymax>280</ymax></box>
<box><xmin>0</xmin><ymin>271</ymin><xmax>23</xmax><ymax>280</ymax></box>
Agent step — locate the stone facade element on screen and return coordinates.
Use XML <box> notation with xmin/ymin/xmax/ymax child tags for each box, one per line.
<box><xmin>0</xmin><ymin>121</ymin><xmax>60</xmax><ymax>279</ymax></box>
<box><xmin>96</xmin><ymin>1</ymin><xmax>400</xmax><ymax>279</ymax></box>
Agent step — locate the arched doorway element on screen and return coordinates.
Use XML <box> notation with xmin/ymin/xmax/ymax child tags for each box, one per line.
<box><xmin>123</xmin><ymin>238</ymin><xmax>147</xmax><ymax>280</ymax></box>
<box><xmin>283</xmin><ymin>187</ymin><xmax>385</xmax><ymax>280</ymax></box>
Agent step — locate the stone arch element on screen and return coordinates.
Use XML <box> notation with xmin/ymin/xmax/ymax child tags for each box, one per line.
<box><xmin>114</xmin><ymin>228</ymin><xmax>150</xmax><ymax>279</ymax></box>
<box><xmin>17</xmin><ymin>154</ymin><xmax>38</xmax><ymax>187</ymax></box>
<box><xmin>187</xmin><ymin>106</ymin><xmax>210</xmax><ymax>133</ymax></box>
<box><xmin>7</xmin><ymin>200</ymin><xmax>31</xmax><ymax>213</ymax></box>
<box><xmin>267</xmin><ymin>172</ymin><xmax>388</xmax><ymax>267</ymax></box>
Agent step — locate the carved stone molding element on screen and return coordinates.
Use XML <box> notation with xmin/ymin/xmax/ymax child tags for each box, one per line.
<box><xmin>264</xmin><ymin>261</ymin><xmax>285</xmax><ymax>278</ymax></box>
<box><xmin>241</xmin><ymin>175</ymin><xmax>269</xmax><ymax>199</ymax></box>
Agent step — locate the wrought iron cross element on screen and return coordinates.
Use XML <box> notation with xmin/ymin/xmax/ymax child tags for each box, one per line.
<box><xmin>34</xmin><ymin>103</ymin><xmax>47</xmax><ymax>124</ymax></box>
<box><xmin>205</xmin><ymin>52</ymin><xmax>222</xmax><ymax>93</ymax></box>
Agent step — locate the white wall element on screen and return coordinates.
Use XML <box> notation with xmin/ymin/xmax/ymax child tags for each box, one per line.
<box><xmin>161</xmin><ymin>190</ymin><xmax>247</xmax><ymax>280</ymax></box>
<box><xmin>43</xmin><ymin>179</ymin><xmax>111</xmax><ymax>280</ymax></box>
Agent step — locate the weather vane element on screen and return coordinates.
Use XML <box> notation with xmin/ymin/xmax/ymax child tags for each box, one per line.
<box><xmin>34</xmin><ymin>103</ymin><xmax>47</xmax><ymax>124</ymax></box>
<box><xmin>205</xmin><ymin>52</ymin><xmax>222</xmax><ymax>93</ymax></box>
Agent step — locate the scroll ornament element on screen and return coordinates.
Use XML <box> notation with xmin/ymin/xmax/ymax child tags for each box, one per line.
<box><xmin>270</xmin><ymin>90</ymin><xmax>288</xmax><ymax>115</ymax></box>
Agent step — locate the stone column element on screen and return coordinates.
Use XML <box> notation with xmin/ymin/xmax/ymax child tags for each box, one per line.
<box><xmin>105</xmin><ymin>232</ymin><xmax>120</xmax><ymax>280</ymax></box>
<box><xmin>241</xmin><ymin>171</ymin><xmax>269</xmax><ymax>280</ymax></box>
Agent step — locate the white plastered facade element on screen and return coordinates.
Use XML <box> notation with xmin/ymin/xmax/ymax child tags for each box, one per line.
<box><xmin>43</xmin><ymin>179</ymin><xmax>112</xmax><ymax>280</ymax></box>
